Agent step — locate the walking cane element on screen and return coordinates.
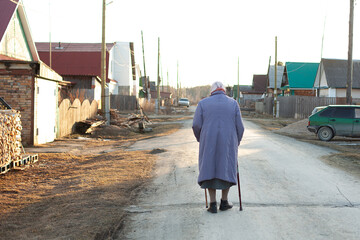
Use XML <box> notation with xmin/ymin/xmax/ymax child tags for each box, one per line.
<box><xmin>205</xmin><ymin>189</ymin><xmax>208</xmax><ymax>208</ymax></box>
<box><xmin>237</xmin><ymin>164</ymin><xmax>243</xmax><ymax>211</ymax></box>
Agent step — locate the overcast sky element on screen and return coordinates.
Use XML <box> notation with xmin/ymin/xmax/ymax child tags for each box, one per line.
<box><xmin>22</xmin><ymin>0</ymin><xmax>360</xmax><ymax>88</ymax></box>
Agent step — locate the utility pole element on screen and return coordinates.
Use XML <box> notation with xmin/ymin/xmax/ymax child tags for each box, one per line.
<box><xmin>141</xmin><ymin>30</ymin><xmax>149</xmax><ymax>100</ymax></box>
<box><xmin>274</xmin><ymin>36</ymin><xmax>278</xmax><ymax>118</ymax></box>
<box><xmin>347</xmin><ymin>0</ymin><xmax>354</xmax><ymax>105</ymax></box>
<box><xmin>177</xmin><ymin>61</ymin><xmax>179</xmax><ymax>102</ymax></box>
<box><xmin>180</xmin><ymin>82</ymin><xmax>182</xmax><ymax>98</ymax></box>
<box><xmin>156</xmin><ymin>37</ymin><xmax>160</xmax><ymax>114</ymax></box>
<box><xmin>101</xmin><ymin>0</ymin><xmax>109</xmax><ymax>124</ymax></box>
<box><xmin>237</xmin><ymin>56</ymin><xmax>240</xmax><ymax>103</ymax></box>
<box><xmin>161</xmin><ymin>62</ymin><xmax>164</xmax><ymax>92</ymax></box>
<box><xmin>167</xmin><ymin>70</ymin><xmax>169</xmax><ymax>92</ymax></box>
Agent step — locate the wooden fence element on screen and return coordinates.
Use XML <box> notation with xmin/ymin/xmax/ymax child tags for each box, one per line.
<box><xmin>110</xmin><ymin>95</ymin><xmax>137</xmax><ymax>111</ymax></box>
<box><xmin>255</xmin><ymin>96</ymin><xmax>355</xmax><ymax>119</ymax></box>
<box><xmin>58</xmin><ymin>99</ymin><xmax>98</xmax><ymax>137</ymax></box>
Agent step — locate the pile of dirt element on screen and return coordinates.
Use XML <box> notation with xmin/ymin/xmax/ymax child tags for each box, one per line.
<box><xmin>90</xmin><ymin>124</ymin><xmax>132</xmax><ymax>139</ymax></box>
<box><xmin>275</xmin><ymin>119</ymin><xmax>314</xmax><ymax>138</ymax></box>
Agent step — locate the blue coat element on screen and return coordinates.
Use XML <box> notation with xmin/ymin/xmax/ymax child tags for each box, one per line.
<box><xmin>192</xmin><ymin>91</ymin><xmax>244</xmax><ymax>185</ymax></box>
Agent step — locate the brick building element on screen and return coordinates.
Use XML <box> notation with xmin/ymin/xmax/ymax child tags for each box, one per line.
<box><xmin>0</xmin><ymin>0</ymin><xmax>64</xmax><ymax>146</ymax></box>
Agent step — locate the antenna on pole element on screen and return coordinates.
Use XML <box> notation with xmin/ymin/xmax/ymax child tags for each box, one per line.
<box><xmin>318</xmin><ymin>14</ymin><xmax>327</xmax><ymax>97</ymax></box>
<box><xmin>49</xmin><ymin>0</ymin><xmax>52</xmax><ymax>68</ymax></box>
<box><xmin>274</xmin><ymin>36</ymin><xmax>278</xmax><ymax>118</ymax></box>
<box><xmin>237</xmin><ymin>56</ymin><xmax>240</xmax><ymax>104</ymax></box>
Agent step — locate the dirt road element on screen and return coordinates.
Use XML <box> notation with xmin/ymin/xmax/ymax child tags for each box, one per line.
<box><xmin>116</xmin><ymin>115</ymin><xmax>360</xmax><ymax>239</ymax></box>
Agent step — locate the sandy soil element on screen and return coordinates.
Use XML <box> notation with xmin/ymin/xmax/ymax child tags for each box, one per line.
<box><xmin>245</xmin><ymin>115</ymin><xmax>360</xmax><ymax>179</ymax></box>
<box><xmin>0</xmin><ymin>116</ymin><xmax>183</xmax><ymax>239</ymax></box>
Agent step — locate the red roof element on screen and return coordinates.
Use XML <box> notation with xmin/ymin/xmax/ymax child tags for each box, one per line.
<box><xmin>0</xmin><ymin>0</ymin><xmax>18</xmax><ymax>42</ymax></box>
<box><xmin>0</xmin><ymin>54</ymin><xmax>22</xmax><ymax>61</ymax></box>
<box><xmin>36</xmin><ymin>42</ymin><xmax>114</xmax><ymax>82</ymax></box>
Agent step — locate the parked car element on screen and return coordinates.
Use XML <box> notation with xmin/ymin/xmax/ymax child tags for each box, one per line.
<box><xmin>307</xmin><ymin>105</ymin><xmax>360</xmax><ymax>141</ymax></box>
<box><xmin>178</xmin><ymin>98</ymin><xmax>190</xmax><ymax>107</ymax></box>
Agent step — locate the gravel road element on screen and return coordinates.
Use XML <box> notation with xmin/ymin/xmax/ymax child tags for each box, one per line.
<box><xmin>116</xmin><ymin>114</ymin><xmax>360</xmax><ymax>239</ymax></box>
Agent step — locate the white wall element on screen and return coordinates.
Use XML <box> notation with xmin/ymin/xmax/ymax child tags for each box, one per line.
<box><xmin>93</xmin><ymin>77</ymin><xmax>102</xmax><ymax>102</ymax></box>
<box><xmin>320</xmin><ymin>88</ymin><xmax>360</xmax><ymax>98</ymax></box>
<box><xmin>109</xmin><ymin>80</ymin><xmax>118</xmax><ymax>95</ymax></box>
<box><xmin>109</xmin><ymin>42</ymin><xmax>133</xmax><ymax>95</ymax></box>
<box><xmin>335</xmin><ymin>88</ymin><xmax>360</xmax><ymax>98</ymax></box>
<box><xmin>34</xmin><ymin>78</ymin><xmax>57</xmax><ymax>145</ymax></box>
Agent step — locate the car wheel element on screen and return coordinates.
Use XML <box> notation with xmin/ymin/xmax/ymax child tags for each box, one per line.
<box><xmin>317</xmin><ymin>127</ymin><xmax>334</xmax><ymax>141</ymax></box>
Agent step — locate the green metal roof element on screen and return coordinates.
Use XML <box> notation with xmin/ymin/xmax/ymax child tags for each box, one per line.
<box><xmin>285</xmin><ymin>62</ymin><xmax>319</xmax><ymax>88</ymax></box>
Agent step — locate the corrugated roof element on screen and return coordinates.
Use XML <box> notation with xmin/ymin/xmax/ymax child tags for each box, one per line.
<box><xmin>268</xmin><ymin>65</ymin><xmax>284</xmax><ymax>89</ymax></box>
<box><xmin>285</xmin><ymin>62</ymin><xmax>319</xmax><ymax>88</ymax></box>
<box><xmin>37</xmin><ymin>51</ymin><xmax>110</xmax><ymax>80</ymax></box>
<box><xmin>239</xmin><ymin>85</ymin><xmax>253</xmax><ymax>92</ymax></box>
<box><xmin>0</xmin><ymin>0</ymin><xmax>18</xmax><ymax>42</ymax></box>
<box><xmin>36</xmin><ymin>42</ymin><xmax>115</xmax><ymax>52</ymax></box>
<box><xmin>322</xmin><ymin>58</ymin><xmax>360</xmax><ymax>89</ymax></box>
<box><xmin>36</xmin><ymin>42</ymin><xmax>113</xmax><ymax>81</ymax></box>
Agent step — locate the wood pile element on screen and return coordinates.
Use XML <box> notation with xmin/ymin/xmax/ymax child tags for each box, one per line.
<box><xmin>73</xmin><ymin>119</ymin><xmax>106</xmax><ymax>134</ymax></box>
<box><xmin>0</xmin><ymin>110</ymin><xmax>22</xmax><ymax>167</ymax></box>
<box><xmin>110</xmin><ymin>109</ymin><xmax>151</xmax><ymax>132</ymax></box>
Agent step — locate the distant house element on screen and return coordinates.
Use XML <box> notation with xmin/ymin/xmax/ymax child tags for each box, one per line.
<box><xmin>36</xmin><ymin>42</ymin><xmax>115</xmax><ymax>102</ymax></box>
<box><xmin>149</xmin><ymin>81</ymin><xmax>172</xmax><ymax>99</ymax></box>
<box><xmin>233</xmin><ymin>74</ymin><xmax>267</xmax><ymax>107</ymax></box>
<box><xmin>0</xmin><ymin>0</ymin><xmax>65</xmax><ymax>146</ymax></box>
<box><xmin>36</xmin><ymin>42</ymin><xmax>138</xmax><ymax>99</ymax></box>
<box><xmin>267</xmin><ymin>65</ymin><xmax>284</xmax><ymax>96</ymax></box>
<box><xmin>281</xmin><ymin>62</ymin><xmax>319</xmax><ymax>96</ymax></box>
<box><xmin>313</xmin><ymin>58</ymin><xmax>360</xmax><ymax>98</ymax></box>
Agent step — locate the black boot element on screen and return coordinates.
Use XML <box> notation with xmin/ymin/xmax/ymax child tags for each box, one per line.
<box><xmin>207</xmin><ymin>202</ymin><xmax>217</xmax><ymax>213</ymax></box>
<box><xmin>219</xmin><ymin>199</ymin><xmax>233</xmax><ymax>211</ymax></box>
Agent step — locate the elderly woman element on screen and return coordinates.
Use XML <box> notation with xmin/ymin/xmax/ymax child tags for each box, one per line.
<box><xmin>192</xmin><ymin>81</ymin><xmax>245</xmax><ymax>213</ymax></box>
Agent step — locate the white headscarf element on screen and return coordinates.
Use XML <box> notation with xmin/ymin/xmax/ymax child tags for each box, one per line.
<box><xmin>211</xmin><ymin>81</ymin><xmax>225</xmax><ymax>94</ymax></box>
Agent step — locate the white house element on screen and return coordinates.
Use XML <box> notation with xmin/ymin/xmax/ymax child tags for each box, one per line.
<box><xmin>108</xmin><ymin>42</ymin><xmax>139</xmax><ymax>97</ymax></box>
<box><xmin>314</xmin><ymin>58</ymin><xmax>360</xmax><ymax>98</ymax></box>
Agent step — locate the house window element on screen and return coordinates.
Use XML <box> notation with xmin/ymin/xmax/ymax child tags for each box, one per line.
<box><xmin>355</xmin><ymin>108</ymin><xmax>360</xmax><ymax>118</ymax></box>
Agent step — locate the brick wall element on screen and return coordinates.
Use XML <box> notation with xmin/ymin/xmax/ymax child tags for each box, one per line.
<box><xmin>293</xmin><ymin>90</ymin><xmax>316</xmax><ymax>96</ymax></box>
<box><xmin>0</xmin><ymin>69</ymin><xmax>34</xmax><ymax>146</ymax></box>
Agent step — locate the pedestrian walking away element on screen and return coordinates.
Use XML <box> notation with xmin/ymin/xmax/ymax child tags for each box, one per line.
<box><xmin>192</xmin><ymin>81</ymin><xmax>245</xmax><ymax>213</ymax></box>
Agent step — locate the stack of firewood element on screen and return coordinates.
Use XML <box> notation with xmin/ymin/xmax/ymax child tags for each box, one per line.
<box><xmin>0</xmin><ymin>110</ymin><xmax>22</xmax><ymax>166</ymax></box>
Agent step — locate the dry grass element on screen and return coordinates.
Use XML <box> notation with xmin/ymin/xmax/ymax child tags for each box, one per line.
<box><xmin>0</xmin><ymin>117</ymin><xmax>184</xmax><ymax>239</ymax></box>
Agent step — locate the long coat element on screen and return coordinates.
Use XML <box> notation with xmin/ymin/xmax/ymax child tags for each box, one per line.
<box><xmin>192</xmin><ymin>91</ymin><xmax>244</xmax><ymax>185</ymax></box>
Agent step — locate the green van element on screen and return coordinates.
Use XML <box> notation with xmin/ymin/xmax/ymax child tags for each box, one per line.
<box><xmin>307</xmin><ymin>105</ymin><xmax>360</xmax><ymax>141</ymax></box>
